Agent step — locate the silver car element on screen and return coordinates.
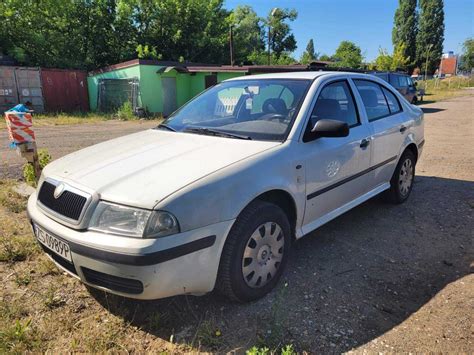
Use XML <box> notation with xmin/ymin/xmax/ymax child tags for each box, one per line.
<box><xmin>28</xmin><ymin>72</ymin><xmax>424</xmax><ymax>302</ymax></box>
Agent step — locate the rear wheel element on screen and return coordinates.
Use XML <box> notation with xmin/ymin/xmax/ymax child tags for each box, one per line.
<box><xmin>386</xmin><ymin>150</ymin><xmax>416</xmax><ymax>204</ymax></box>
<box><xmin>216</xmin><ymin>200</ymin><xmax>290</xmax><ymax>302</ymax></box>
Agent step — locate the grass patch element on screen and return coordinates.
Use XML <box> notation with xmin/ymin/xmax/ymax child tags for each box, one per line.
<box><xmin>0</xmin><ymin>180</ymin><xmax>28</xmax><ymax>213</ymax></box>
<box><xmin>0</xmin><ymin>319</ymin><xmax>41</xmax><ymax>352</ymax></box>
<box><xmin>194</xmin><ymin>319</ymin><xmax>223</xmax><ymax>350</ymax></box>
<box><xmin>418</xmin><ymin>76</ymin><xmax>474</xmax><ymax>103</ymax></box>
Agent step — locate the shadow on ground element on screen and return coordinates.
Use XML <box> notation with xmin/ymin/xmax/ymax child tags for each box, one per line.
<box><xmin>89</xmin><ymin>175</ymin><xmax>473</xmax><ymax>353</ymax></box>
<box><xmin>421</xmin><ymin>107</ymin><xmax>446</xmax><ymax>113</ymax></box>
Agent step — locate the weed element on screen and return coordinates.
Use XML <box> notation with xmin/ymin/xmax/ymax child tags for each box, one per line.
<box><xmin>0</xmin><ymin>235</ymin><xmax>38</xmax><ymax>262</ymax></box>
<box><xmin>247</xmin><ymin>346</ymin><xmax>270</xmax><ymax>355</ymax></box>
<box><xmin>0</xmin><ymin>319</ymin><xmax>40</xmax><ymax>352</ymax></box>
<box><xmin>116</xmin><ymin>101</ymin><xmax>136</xmax><ymax>121</ymax></box>
<box><xmin>43</xmin><ymin>286</ymin><xmax>65</xmax><ymax>310</ymax></box>
<box><xmin>194</xmin><ymin>319</ymin><xmax>223</xmax><ymax>350</ymax></box>
<box><xmin>246</xmin><ymin>344</ymin><xmax>296</xmax><ymax>355</ymax></box>
<box><xmin>23</xmin><ymin>149</ymin><xmax>52</xmax><ymax>186</ymax></box>
<box><xmin>15</xmin><ymin>271</ymin><xmax>31</xmax><ymax>286</ymax></box>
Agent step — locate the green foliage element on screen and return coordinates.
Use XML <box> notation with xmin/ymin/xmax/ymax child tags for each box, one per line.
<box><xmin>266</xmin><ymin>8</ymin><xmax>298</xmax><ymax>61</ymax></box>
<box><xmin>0</xmin><ymin>319</ymin><xmax>39</xmax><ymax>352</ymax></box>
<box><xmin>246</xmin><ymin>344</ymin><xmax>296</xmax><ymax>355</ymax></box>
<box><xmin>459</xmin><ymin>38</ymin><xmax>474</xmax><ymax>72</ymax></box>
<box><xmin>416</xmin><ymin>0</ymin><xmax>445</xmax><ymax>74</ymax></box>
<box><xmin>23</xmin><ymin>149</ymin><xmax>51</xmax><ymax>187</ymax></box>
<box><xmin>374</xmin><ymin>44</ymin><xmax>409</xmax><ymax>71</ymax></box>
<box><xmin>247</xmin><ymin>346</ymin><xmax>270</xmax><ymax>355</ymax></box>
<box><xmin>300</xmin><ymin>38</ymin><xmax>318</xmax><ymax>64</ymax></box>
<box><xmin>136</xmin><ymin>44</ymin><xmax>162</xmax><ymax>60</ymax></box>
<box><xmin>230</xmin><ymin>5</ymin><xmax>265</xmax><ymax>64</ymax></box>
<box><xmin>115</xmin><ymin>101</ymin><xmax>135</xmax><ymax>121</ymax></box>
<box><xmin>332</xmin><ymin>41</ymin><xmax>363</xmax><ymax>68</ymax></box>
<box><xmin>392</xmin><ymin>0</ymin><xmax>417</xmax><ymax>69</ymax></box>
<box><xmin>22</xmin><ymin>164</ymin><xmax>36</xmax><ymax>187</ymax></box>
<box><xmin>248</xmin><ymin>51</ymin><xmax>296</xmax><ymax>65</ymax></box>
<box><xmin>319</xmin><ymin>54</ymin><xmax>332</xmax><ymax>61</ymax></box>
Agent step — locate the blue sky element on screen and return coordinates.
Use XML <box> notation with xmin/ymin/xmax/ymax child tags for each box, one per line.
<box><xmin>224</xmin><ymin>0</ymin><xmax>474</xmax><ymax>61</ymax></box>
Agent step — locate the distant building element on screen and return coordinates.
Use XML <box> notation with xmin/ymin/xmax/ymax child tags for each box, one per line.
<box><xmin>439</xmin><ymin>53</ymin><xmax>458</xmax><ymax>76</ymax></box>
<box><xmin>87</xmin><ymin>59</ymin><xmax>329</xmax><ymax>116</ymax></box>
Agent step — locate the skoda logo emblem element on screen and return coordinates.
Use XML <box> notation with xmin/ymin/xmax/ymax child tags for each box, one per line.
<box><xmin>53</xmin><ymin>183</ymin><xmax>66</xmax><ymax>199</ymax></box>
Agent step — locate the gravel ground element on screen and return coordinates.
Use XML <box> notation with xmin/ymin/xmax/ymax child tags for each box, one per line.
<box><xmin>1</xmin><ymin>94</ymin><xmax>472</xmax><ymax>352</ymax></box>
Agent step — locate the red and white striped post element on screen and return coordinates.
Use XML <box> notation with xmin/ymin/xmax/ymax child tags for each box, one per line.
<box><xmin>4</xmin><ymin>111</ymin><xmax>41</xmax><ymax>179</ymax></box>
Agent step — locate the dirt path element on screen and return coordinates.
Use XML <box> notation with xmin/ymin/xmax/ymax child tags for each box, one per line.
<box><xmin>0</xmin><ymin>120</ymin><xmax>157</xmax><ymax>178</ymax></box>
<box><xmin>0</xmin><ymin>94</ymin><xmax>472</xmax><ymax>352</ymax></box>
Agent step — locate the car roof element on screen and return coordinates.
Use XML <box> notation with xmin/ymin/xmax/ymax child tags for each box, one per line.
<box><xmin>225</xmin><ymin>71</ymin><xmax>376</xmax><ymax>81</ymax></box>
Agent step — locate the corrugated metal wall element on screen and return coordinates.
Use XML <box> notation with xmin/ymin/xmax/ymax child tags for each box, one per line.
<box><xmin>0</xmin><ymin>66</ymin><xmax>44</xmax><ymax>113</ymax></box>
<box><xmin>41</xmin><ymin>69</ymin><xmax>89</xmax><ymax>112</ymax></box>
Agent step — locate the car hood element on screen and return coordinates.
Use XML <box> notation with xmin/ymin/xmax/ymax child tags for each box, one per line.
<box><xmin>42</xmin><ymin>129</ymin><xmax>279</xmax><ymax>208</ymax></box>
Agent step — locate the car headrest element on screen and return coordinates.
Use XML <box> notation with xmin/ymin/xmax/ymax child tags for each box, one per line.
<box><xmin>313</xmin><ymin>99</ymin><xmax>341</xmax><ymax>120</ymax></box>
<box><xmin>262</xmin><ymin>98</ymin><xmax>288</xmax><ymax>115</ymax></box>
<box><xmin>359</xmin><ymin>89</ymin><xmax>378</xmax><ymax>108</ymax></box>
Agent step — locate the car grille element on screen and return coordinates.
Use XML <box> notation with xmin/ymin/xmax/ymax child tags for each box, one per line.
<box><xmin>38</xmin><ymin>181</ymin><xmax>87</xmax><ymax>221</ymax></box>
<box><xmin>81</xmin><ymin>267</ymin><xmax>144</xmax><ymax>294</ymax></box>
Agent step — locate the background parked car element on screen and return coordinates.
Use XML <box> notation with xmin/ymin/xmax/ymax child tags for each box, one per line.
<box><xmin>371</xmin><ymin>72</ymin><xmax>419</xmax><ymax>104</ymax></box>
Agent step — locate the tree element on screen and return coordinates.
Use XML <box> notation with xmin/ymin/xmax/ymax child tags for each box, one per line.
<box><xmin>300</xmin><ymin>38</ymin><xmax>318</xmax><ymax>64</ymax></box>
<box><xmin>392</xmin><ymin>0</ymin><xmax>417</xmax><ymax>70</ymax></box>
<box><xmin>319</xmin><ymin>54</ymin><xmax>332</xmax><ymax>61</ymax></box>
<box><xmin>459</xmin><ymin>38</ymin><xmax>474</xmax><ymax>72</ymax></box>
<box><xmin>374</xmin><ymin>44</ymin><xmax>409</xmax><ymax>71</ymax></box>
<box><xmin>230</xmin><ymin>5</ymin><xmax>265</xmax><ymax>64</ymax></box>
<box><xmin>375</xmin><ymin>48</ymin><xmax>393</xmax><ymax>71</ymax></box>
<box><xmin>332</xmin><ymin>41</ymin><xmax>363</xmax><ymax>68</ymax></box>
<box><xmin>416</xmin><ymin>0</ymin><xmax>445</xmax><ymax>74</ymax></box>
<box><xmin>266</xmin><ymin>8</ymin><xmax>298</xmax><ymax>60</ymax></box>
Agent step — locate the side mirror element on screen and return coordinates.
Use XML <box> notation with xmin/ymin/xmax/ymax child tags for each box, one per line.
<box><xmin>305</xmin><ymin>119</ymin><xmax>349</xmax><ymax>142</ymax></box>
<box><xmin>413</xmin><ymin>81</ymin><xmax>418</xmax><ymax>87</ymax></box>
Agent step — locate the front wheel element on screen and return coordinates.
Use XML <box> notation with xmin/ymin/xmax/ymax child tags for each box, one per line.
<box><xmin>386</xmin><ymin>150</ymin><xmax>416</xmax><ymax>204</ymax></box>
<box><xmin>216</xmin><ymin>200</ymin><xmax>291</xmax><ymax>302</ymax></box>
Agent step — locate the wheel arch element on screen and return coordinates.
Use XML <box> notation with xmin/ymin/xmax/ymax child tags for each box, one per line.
<box><xmin>251</xmin><ymin>189</ymin><xmax>298</xmax><ymax>239</ymax></box>
<box><xmin>404</xmin><ymin>142</ymin><xmax>419</xmax><ymax>163</ymax></box>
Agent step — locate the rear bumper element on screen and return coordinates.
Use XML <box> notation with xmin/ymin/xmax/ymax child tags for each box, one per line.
<box><xmin>27</xmin><ymin>193</ymin><xmax>234</xmax><ymax>299</ymax></box>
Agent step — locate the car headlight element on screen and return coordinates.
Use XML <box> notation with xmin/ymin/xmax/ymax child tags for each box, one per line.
<box><xmin>89</xmin><ymin>201</ymin><xmax>179</xmax><ymax>238</ymax></box>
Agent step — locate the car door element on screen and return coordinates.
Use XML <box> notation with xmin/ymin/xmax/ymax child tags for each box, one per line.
<box><xmin>300</xmin><ymin>79</ymin><xmax>372</xmax><ymax>232</ymax></box>
<box><xmin>352</xmin><ymin>79</ymin><xmax>406</xmax><ymax>188</ymax></box>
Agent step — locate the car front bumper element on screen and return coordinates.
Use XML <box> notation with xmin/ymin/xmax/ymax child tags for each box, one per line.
<box><xmin>27</xmin><ymin>193</ymin><xmax>234</xmax><ymax>300</ymax></box>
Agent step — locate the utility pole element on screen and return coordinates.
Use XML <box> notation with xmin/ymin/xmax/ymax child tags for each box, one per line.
<box><xmin>229</xmin><ymin>25</ymin><xmax>234</xmax><ymax>66</ymax></box>
<box><xmin>268</xmin><ymin>8</ymin><xmax>278</xmax><ymax>66</ymax></box>
<box><xmin>267</xmin><ymin>24</ymin><xmax>271</xmax><ymax>65</ymax></box>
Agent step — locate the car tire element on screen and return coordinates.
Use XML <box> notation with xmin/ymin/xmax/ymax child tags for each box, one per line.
<box><xmin>216</xmin><ymin>200</ymin><xmax>291</xmax><ymax>302</ymax></box>
<box><xmin>386</xmin><ymin>149</ymin><xmax>416</xmax><ymax>204</ymax></box>
<box><xmin>411</xmin><ymin>96</ymin><xmax>418</xmax><ymax>104</ymax></box>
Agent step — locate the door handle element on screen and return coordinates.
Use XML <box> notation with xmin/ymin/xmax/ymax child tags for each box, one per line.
<box><xmin>400</xmin><ymin>126</ymin><xmax>407</xmax><ymax>133</ymax></box>
<box><xmin>360</xmin><ymin>138</ymin><xmax>371</xmax><ymax>148</ymax></box>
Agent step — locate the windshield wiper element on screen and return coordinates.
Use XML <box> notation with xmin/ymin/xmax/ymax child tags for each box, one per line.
<box><xmin>184</xmin><ymin>127</ymin><xmax>251</xmax><ymax>140</ymax></box>
<box><xmin>157</xmin><ymin>123</ymin><xmax>176</xmax><ymax>132</ymax></box>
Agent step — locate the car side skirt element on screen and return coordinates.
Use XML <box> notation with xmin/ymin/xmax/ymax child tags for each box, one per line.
<box><xmin>299</xmin><ymin>182</ymin><xmax>390</xmax><ymax>238</ymax></box>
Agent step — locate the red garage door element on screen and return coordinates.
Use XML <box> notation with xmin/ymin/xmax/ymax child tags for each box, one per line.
<box><xmin>40</xmin><ymin>69</ymin><xmax>89</xmax><ymax>112</ymax></box>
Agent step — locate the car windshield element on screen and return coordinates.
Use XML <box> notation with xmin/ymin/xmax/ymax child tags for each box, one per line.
<box><xmin>160</xmin><ymin>79</ymin><xmax>311</xmax><ymax>141</ymax></box>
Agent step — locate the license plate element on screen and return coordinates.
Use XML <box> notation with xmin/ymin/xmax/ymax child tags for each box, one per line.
<box><xmin>33</xmin><ymin>224</ymin><xmax>73</xmax><ymax>263</ymax></box>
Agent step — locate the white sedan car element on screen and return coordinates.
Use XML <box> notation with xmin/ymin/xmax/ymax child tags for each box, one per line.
<box><xmin>27</xmin><ymin>72</ymin><xmax>424</xmax><ymax>302</ymax></box>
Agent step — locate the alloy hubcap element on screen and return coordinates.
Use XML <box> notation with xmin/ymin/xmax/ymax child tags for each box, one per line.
<box><xmin>399</xmin><ymin>158</ymin><xmax>413</xmax><ymax>196</ymax></box>
<box><xmin>242</xmin><ymin>222</ymin><xmax>285</xmax><ymax>288</ymax></box>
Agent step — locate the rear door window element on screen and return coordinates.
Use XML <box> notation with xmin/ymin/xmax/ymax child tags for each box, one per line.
<box><xmin>353</xmin><ymin>79</ymin><xmax>390</xmax><ymax>121</ymax></box>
